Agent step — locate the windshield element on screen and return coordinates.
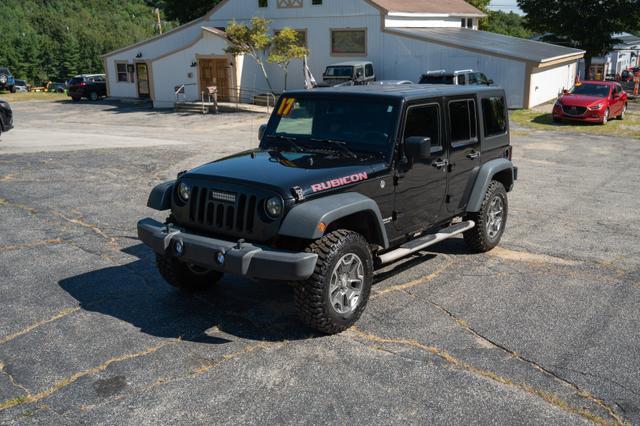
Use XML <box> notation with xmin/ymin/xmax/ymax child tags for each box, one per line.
<box><xmin>571</xmin><ymin>84</ymin><xmax>611</xmax><ymax>97</ymax></box>
<box><xmin>264</xmin><ymin>96</ymin><xmax>400</xmax><ymax>161</ymax></box>
<box><xmin>419</xmin><ymin>75</ymin><xmax>454</xmax><ymax>85</ymax></box>
<box><xmin>324</xmin><ymin>66</ymin><xmax>353</xmax><ymax>78</ymax></box>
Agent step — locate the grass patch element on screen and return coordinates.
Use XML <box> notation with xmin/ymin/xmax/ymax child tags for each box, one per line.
<box><xmin>0</xmin><ymin>92</ymin><xmax>68</xmax><ymax>103</ymax></box>
<box><xmin>510</xmin><ymin>107</ymin><xmax>640</xmax><ymax>139</ymax></box>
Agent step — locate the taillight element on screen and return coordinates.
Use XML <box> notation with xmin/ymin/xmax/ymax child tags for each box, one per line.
<box><xmin>79</xmin><ymin>82</ymin><xmax>87</xmax><ymax>87</ymax></box>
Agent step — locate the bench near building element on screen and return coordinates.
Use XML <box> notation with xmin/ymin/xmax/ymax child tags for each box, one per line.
<box><xmin>102</xmin><ymin>0</ymin><xmax>584</xmax><ymax>109</ymax></box>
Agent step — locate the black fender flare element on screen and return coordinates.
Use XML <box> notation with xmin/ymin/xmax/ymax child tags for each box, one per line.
<box><xmin>278</xmin><ymin>192</ymin><xmax>389</xmax><ymax>249</ymax></box>
<box><xmin>467</xmin><ymin>159</ymin><xmax>515</xmax><ymax>212</ymax></box>
<box><xmin>147</xmin><ymin>180</ymin><xmax>175</xmax><ymax>211</ymax></box>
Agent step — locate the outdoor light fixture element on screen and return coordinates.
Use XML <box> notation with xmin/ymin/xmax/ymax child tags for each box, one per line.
<box><xmin>136</xmin><ymin>52</ymin><xmax>143</xmax><ymax>58</ymax></box>
<box><xmin>191</xmin><ymin>61</ymin><xmax>197</xmax><ymax>67</ymax></box>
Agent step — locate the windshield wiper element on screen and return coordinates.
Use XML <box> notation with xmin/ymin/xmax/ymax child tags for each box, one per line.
<box><xmin>266</xmin><ymin>134</ymin><xmax>304</xmax><ymax>152</ymax></box>
<box><xmin>310</xmin><ymin>138</ymin><xmax>358</xmax><ymax>159</ymax></box>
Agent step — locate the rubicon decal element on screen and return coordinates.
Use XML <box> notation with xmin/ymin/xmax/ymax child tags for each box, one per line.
<box><xmin>311</xmin><ymin>172</ymin><xmax>369</xmax><ymax>193</ymax></box>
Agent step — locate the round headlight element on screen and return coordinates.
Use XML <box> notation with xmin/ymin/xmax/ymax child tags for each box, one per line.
<box><xmin>265</xmin><ymin>196</ymin><xmax>284</xmax><ymax>218</ymax></box>
<box><xmin>178</xmin><ymin>182</ymin><xmax>191</xmax><ymax>202</ymax></box>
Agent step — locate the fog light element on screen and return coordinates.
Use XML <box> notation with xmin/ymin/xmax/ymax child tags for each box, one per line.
<box><xmin>215</xmin><ymin>250</ymin><xmax>225</xmax><ymax>265</ymax></box>
<box><xmin>175</xmin><ymin>240</ymin><xmax>184</xmax><ymax>256</ymax></box>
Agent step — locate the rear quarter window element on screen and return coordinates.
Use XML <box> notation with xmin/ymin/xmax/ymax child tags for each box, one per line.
<box><xmin>481</xmin><ymin>97</ymin><xmax>508</xmax><ymax>137</ymax></box>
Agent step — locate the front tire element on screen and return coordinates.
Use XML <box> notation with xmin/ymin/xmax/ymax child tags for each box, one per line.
<box><xmin>71</xmin><ymin>96</ymin><xmax>81</xmax><ymax>102</ymax></box>
<box><xmin>618</xmin><ymin>103</ymin><xmax>627</xmax><ymax>120</ymax></box>
<box><xmin>9</xmin><ymin>85</ymin><xmax>16</xmax><ymax>94</ymax></box>
<box><xmin>601</xmin><ymin>108</ymin><xmax>610</xmax><ymax>125</ymax></box>
<box><xmin>294</xmin><ymin>230</ymin><xmax>373</xmax><ymax>335</ymax></box>
<box><xmin>156</xmin><ymin>254</ymin><xmax>223</xmax><ymax>292</ymax></box>
<box><xmin>464</xmin><ymin>180</ymin><xmax>508</xmax><ymax>253</ymax></box>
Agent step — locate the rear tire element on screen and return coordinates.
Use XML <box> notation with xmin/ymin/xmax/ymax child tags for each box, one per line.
<box><xmin>156</xmin><ymin>254</ymin><xmax>223</xmax><ymax>292</ymax></box>
<box><xmin>464</xmin><ymin>180</ymin><xmax>508</xmax><ymax>253</ymax></box>
<box><xmin>9</xmin><ymin>85</ymin><xmax>16</xmax><ymax>94</ymax></box>
<box><xmin>71</xmin><ymin>96</ymin><xmax>81</xmax><ymax>102</ymax></box>
<box><xmin>294</xmin><ymin>230</ymin><xmax>373</xmax><ymax>335</ymax></box>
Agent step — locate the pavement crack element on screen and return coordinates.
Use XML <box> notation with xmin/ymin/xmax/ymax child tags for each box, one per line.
<box><xmin>0</xmin><ymin>340</ymin><xmax>177</xmax><ymax>412</ymax></box>
<box><xmin>0</xmin><ymin>307</ymin><xmax>80</xmax><ymax>346</ymax></box>
<box><xmin>51</xmin><ymin>212</ymin><xmax>120</xmax><ymax>253</ymax></box>
<box><xmin>371</xmin><ymin>254</ymin><xmax>454</xmax><ymax>299</ymax></box>
<box><xmin>399</xmin><ymin>294</ymin><xmax>628</xmax><ymax>426</ymax></box>
<box><xmin>347</xmin><ymin>327</ymin><xmax>624</xmax><ymax>426</ymax></box>
<box><xmin>0</xmin><ymin>361</ymin><xmax>31</xmax><ymax>396</ymax></box>
<box><xmin>0</xmin><ymin>238</ymin><xmax>65</xmax><ymax>252</ymax></box>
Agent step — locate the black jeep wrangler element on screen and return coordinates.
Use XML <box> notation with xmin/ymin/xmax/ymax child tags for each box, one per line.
<box><xmin>138</xmin><ymin>85</ymin><xmax>517</xmax><ymax>334</ymax></box>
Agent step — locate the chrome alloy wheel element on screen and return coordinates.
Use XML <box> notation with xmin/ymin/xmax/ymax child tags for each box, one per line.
<box><xmin>486</xmin><ymin>196</ymin><xmax>505</xmax><ymax>239</ymax></box>
<box><xmin>329</xmin><ymin>253</ymin><xmax>364</xmax><ymax>315</ymax></box>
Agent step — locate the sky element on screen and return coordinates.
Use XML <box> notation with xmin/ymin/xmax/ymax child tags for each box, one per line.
<box><xmin>488</xmin><ymin>0</ymin><xmax>523</xmax><ymax>14</ymax></box>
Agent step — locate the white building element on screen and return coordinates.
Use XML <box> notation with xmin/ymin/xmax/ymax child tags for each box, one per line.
<box><xmin>103</xmin><ymin>0</ymin><xmax>584</xmax><ymax>109</ymax></box>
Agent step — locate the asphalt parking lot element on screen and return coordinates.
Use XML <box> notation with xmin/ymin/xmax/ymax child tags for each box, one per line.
<box><xmin>0</xmin><ymin>99</ymin><xmax>639</xmax><ymax>425</ymax></box>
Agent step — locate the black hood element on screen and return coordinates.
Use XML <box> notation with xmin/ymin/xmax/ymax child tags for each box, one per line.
<box><xmin>186</xmin><ymin>149</ymin><xmax>387</xmax><ymax>199</ymax></box>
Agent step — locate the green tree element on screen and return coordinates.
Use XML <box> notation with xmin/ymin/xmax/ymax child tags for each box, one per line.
<box><xmin>484</xmin><ymin>11</ymin><xmax>532</xmax><ymax>39</ymax></box>
<box><xmin>268</xmin><ymin>28</ymin><xmax>310</xmax><ymax>90</ymax></box>
<box><xmin>465</xmin><ymin>0</ymin><xmax>490</xmax><ymax>27</ymax></box>
<box><xmin>161</xmin><ymin>0</ymin><xmax>222</xmax><ymax>24</ymax></box>
<box><xmin>518</xmin><ymin>0</ymin><xmax>640</xmax><ymax>79</ymax></box>
<box><xmin>225</xmin><ymin>18</ymin><xmax>274</xmax><ymax>92</ymax></box>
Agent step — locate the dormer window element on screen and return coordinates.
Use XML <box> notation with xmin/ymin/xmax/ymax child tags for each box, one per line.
<box><xmin>259</xmin><ymin>0</ymin><xmax>267</xmax><ymax>7</ymax></box>
<box><xmin>278</xmin><ymin>0</ymin><xmax>303</xmax><ymax>7</ymax></box>
<box><xmin>461</xmin><ymin>18</ymin><xmax>474</xmax><ymax>29</ymax></box>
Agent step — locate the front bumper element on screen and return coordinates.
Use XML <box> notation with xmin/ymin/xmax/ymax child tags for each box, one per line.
<box><xmin>553</xmin><ymin>107</ymin><xmax>605</xmax><ymax>123</ymax></box>
<box><xmin>137</xmin><ymin>218</ymin><xmax>318</xmax><ymax>281</ymax></box>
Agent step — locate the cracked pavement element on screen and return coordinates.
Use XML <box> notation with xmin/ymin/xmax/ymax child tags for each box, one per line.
<box><xmin>0</xmin><ymin>100</ymin><xmax>639</xmax><ymax>424</ymax></box>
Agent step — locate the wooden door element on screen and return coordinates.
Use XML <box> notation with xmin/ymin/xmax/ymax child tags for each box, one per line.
<box><xmin>199</xmin><ymin>58</ymin><xmax>230</xmax><ymax>102</ymax></box>
<box><xmin>136</xmin><ymin>63</ymin><xmax>150</xmax><ymax>99</ymax></box>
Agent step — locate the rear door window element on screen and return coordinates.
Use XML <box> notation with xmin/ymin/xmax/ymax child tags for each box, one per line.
<box><xmin>449</xmin><ymin>99</ymin><xmax>477</xmax><ymax>144</ymax></box>
<box><xmin>365</xmin><ymin>64</ymin><xmax>374</xmax><ymax>77</ymax></box>
<box><xmin>481</xmin><ymin>97</ymin><xmax>507</xmax><ymax>137</ymax></box>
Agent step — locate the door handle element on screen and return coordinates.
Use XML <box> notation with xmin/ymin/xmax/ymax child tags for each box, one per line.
<box><xmin>466</xmin><ymin>150</ymin><xmax>480</xmax><ymax>160</ymax></box>
<box><xmin>433</xmin><ymin>159</ymin><xmax>449</xmax><ymax>170</ymax></box>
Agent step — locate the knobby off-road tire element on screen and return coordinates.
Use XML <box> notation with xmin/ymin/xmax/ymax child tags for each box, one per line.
<box><xmin>464</xmin><ymin>180</ymin><xmax>508</xmax><ymax>253</ymax></box>
<box><xmin>294</xmin><ymin>230</ymin><xmax>373</xmax><ymax>335</ymax></box>
<box><xmin>156</xmin><ymin>254</ymin><xmax>223</xmax><ymax>292</ymax></box>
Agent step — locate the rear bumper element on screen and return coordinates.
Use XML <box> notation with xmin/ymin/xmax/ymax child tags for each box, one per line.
<box><xmin>137</xmin><ymin>218</ymin><xmax>318</xmax><ymax>281</ymax></box>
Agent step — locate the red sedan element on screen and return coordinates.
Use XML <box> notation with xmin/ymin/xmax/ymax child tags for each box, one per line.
<box><xmin>552</xmin><ymin>81</ymin><xmax>628</xmax><ymax>125</ymax></box>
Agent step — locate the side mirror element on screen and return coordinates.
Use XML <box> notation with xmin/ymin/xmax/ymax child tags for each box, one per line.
<box><xmin>258</xmin><ymin>124</ymin><xmax>267</xmax><ymax>141</ymax></box>
<box><xmin>404</xmin><ymin>136</ymin><xmax>431</xmax><ymax>160</ymax></box>
<box><xmin>487</xmin><ymin>79</ymin><xmax>494</xmax><ymax>85</ymax></box>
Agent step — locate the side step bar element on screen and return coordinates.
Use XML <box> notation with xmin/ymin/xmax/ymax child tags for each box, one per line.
<box><xmin>376</xmin><ymin>221</ymin><xmax>475</xmax><ymax>265</ymax></box>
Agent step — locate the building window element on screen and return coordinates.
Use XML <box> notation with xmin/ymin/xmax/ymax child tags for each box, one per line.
<box><xmin>461</xmin><ymin>18</ymin><xmax>473</xmax><ymax>28</ymax></box>
<box><xmin>312</xmin><ymin>0</ymin><xmax>323</xmax><ymax>4</ymax></box>
<box><xmin>258</xmin><ymin>0</ymin><xmax>267</xmax><ymax>7</ymax></box>
<box><xmin>277</xmin><ymin>0</ymin><xmax>302</xmax><ymax>7</ymax></box>
<box><xmin>482</xmin><ymin>97</ymin><xmax>507</xmax><ymax>137</ymax></box>
<box><xmin>331</xmin><ymin>29</ymin><xmax>367</xmax><ymax>56</ymax></box>
<box><xmin>116</xmin><ymin>63</ymin><xmax>128</xmax><ymax>82</ymax></box>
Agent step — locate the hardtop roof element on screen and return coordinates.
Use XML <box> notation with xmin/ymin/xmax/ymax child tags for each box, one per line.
<box><xmin>286</xmin><ymin>84</ymin><xmax>502</xmax><ymax>101</ymax></box>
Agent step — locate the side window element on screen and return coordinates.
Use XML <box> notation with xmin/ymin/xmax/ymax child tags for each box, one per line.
<box><xmin>449</xmin><ymin>100</ymin><xmax>477</xmax><ymax>143</ymax></box>
<box><xmin>365</xmin><ymin>64</ymin><xmax>374</xmax><ymax>77</ymax></box>
<box><xmin>404</xmin><ymin>104</ymin><xmax>442</xmax><ymax>151</ymax></box>
<box><xmin>355</xmin><ymin>66</ymin><xmax>364</xmax><ymax>78</ymax></box>
<box><xmin>458</xmin><ymin>74</ymin><xmax>466</xmax><ymax>85</ymax></box>
<box><xmin>468</xmin><ymin>73</ymin><xmax>479</xmax><ymax>85</ymax></box>
<box><xmin>481</xmin><ymin>97</ymin><xmax>507</xmax><ymax>137</ymax></box>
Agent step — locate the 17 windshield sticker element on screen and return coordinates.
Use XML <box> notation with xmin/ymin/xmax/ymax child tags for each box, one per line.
<box><xmin>277</xmin><ymin>98</ymin><xmax>296</xmax><ymax>116</ymax></box>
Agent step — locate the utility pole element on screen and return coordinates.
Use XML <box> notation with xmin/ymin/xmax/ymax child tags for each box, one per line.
<box><xmin>155</xmin><ymin>8</ymin><xmax>163</xmax><ymax>34</ymax></box>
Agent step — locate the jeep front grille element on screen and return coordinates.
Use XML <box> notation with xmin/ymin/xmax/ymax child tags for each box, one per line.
<box><xmin>562</xmin><ymin>105</ymin><xmax>587</xmax><ymax>116</ymax></box>
<box><xmin>188</xmin><ymin>186</ymin><xmax>257</xmax><ymax>233</ymax></box>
